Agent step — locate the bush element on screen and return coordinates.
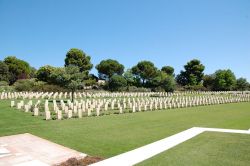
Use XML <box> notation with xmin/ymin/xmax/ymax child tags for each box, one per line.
<box><xmin>0</xmin><ymin>81</ymin><xmax>9</xmax><ymax>86</ymax></box>
<box><xmin>108</xmin><ymin>75</ymin><xmax>127</xmax><ymax>91</ymax></box>
<box><xmin>149</xmin><ymin>71</ymin><xmax>176</xmax><ymax>92</ymax></box>
<box><xmin>213</xmin><ymin>69</ymin><xmax>236</xmax><ymax>91</ymax></box>
<box><xmin>34</xmin><ymin>83</ymin><xmax>68</xmax><ymax>92</ymax></box>
<box><xmin>162</xmin><ymin>75</ymin><xmax>176</xmax><ymax>92</ymax></box>
<box><xmin>153</xmin><ymin>86</ymin><xmax>165</xmax><ymax>92</ymax></box>
<box><xmin>14</xmin><ymin>79</ymin><xmax>35</xmax><ymax>91</ymax></box>
<box><xmin>127</xmin><ymin>86</ymin><xmax>151</xmax><ymax>92</ymax></box>
<box><xmin>31</xmin><ymin>81</ymin><xmax>67</xmax><ymax>92</ymax></box>
<box><xmin>183</xmin><ymin>85</ymin><xmax>207</xmax><ymax>91</ymax></box>
<box><xmin>235</xmin><ymin>78</ymin><xmax>249</xmax><ymax>91</ymax></box>
<box><xmin>13</xmin><ymin>79</ymin><xmax>68</xmax><ymax>92</ymax></box>
<box><xmin>0</xmin><ymin>85</ymin><xmax>14</xmax><ymax>92</ymax></box>
<box><xmin>58</xmin><ymin>156</ymin><xmax>103</xmax><ymax>166</ymax></box>
<box><xmin>84</xmin><ymin>78</ymin><xmax>96</xmax><ymax>86</ymax></box>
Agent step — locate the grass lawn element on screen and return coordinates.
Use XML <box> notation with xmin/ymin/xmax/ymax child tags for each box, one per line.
<box><xmin>137</xmin><ymin>132</ymin><xmax>250</xmax><ymax>166</ymax></box>
<box><xmin>0</xmin><ymin>100</ymin><xmax>250</xmax><ymax>159</ymax></box>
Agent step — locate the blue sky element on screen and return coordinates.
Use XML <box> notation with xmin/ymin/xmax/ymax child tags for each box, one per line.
<box><xmin>0</xmin><ymin>0</ymin><xmax>249</xmax><ymax>81</ymax></box>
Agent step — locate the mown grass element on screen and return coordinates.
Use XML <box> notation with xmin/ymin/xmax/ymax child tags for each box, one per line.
<box><xmin>0</xmin><ymin>100</ymin><xmax>250</xmax><ymax>159</ymax></box>
<box><xmin>137</xmin><ymin>132</ymin><xmax>250</xmax><ymax>166</ymax></box>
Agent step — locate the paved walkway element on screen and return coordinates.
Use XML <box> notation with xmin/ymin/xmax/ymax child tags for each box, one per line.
<box><xmin>91</xmin><ymin>127</ymin><xmax>250</xmax><ymax>166</ymax></box>
<box><xmin>0</xmin><ymin>133</ymin><xmax>86</xmax><ymax>166</ymax></box>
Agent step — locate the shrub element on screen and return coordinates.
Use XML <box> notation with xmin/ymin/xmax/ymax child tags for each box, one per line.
<box><xmin>58</xmin><ymin>156</ymin><xmax>103</xmax><ymax>166</ymax></box>
<box><xmin>0</xmin><ymin>85</ymin><xmax>14</xmax><ymax>92</ymax></box>
<box><xmin>162</xmin><ymin>75</ymin><xmax>176</xmax><ymax>92</ymax></box>
<box><xmin>183</xmin><ymin>85</ymin><xmax>207</xmax><ymax>91</ymax></box>
<box><xmin>14</xmin><ymin>79</ymin><xmax>35</xmax><ymax>91</ymax></box>
<box><xmin>34</xmin><ymin>83</ymin><xmax>67</xmax><ymax>92</ymax></box>
<box><xmin>84</xmin><ymin>78</ymin><xmax>96</xmax><ymax>86</ymax></box>
<box><xmin>153</xmin><ymin>86</ymin><xmax>165</xmax><ymax>92</ymax></box>
<box><xmin>14</xmin><ymin>79</ymin><xmax>68</xmax><ymax>92</ymax></box>
<box><xmin>108</xmin><ymin>75</ymin><xmax>127</xmax><ymax>91</ymax></box>
<box><xmin>0</xmin><ymin>81</ymin><xmax>9</xmax><ymax>86</ymax></box>
<box><xmin>127</xmin><ymin>86</ymin><xmax>151</xmax><ymax>92</ymax></box>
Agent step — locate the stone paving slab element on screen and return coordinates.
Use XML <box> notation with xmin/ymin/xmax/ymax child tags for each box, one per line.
<box><xmin>0</xmin><ymin>133</ymin><xmax>86</xmax><ymax>166</ymax></box>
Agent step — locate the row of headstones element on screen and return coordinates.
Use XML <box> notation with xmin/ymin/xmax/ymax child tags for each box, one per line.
<box><xmin>12</xmin><ymin>94</ymin><xmax>250</xmax><ymax>113</ymax></box>
<box><xmin>60</xmin><ymin>94</ymin><xmax>250</xmax><ymax>107</ymax></box>
<box><xmin>42</xmin><ymin>95</ymin><xmax>243</xmax><ymax>113</ymax></box>
<box><xmin>2</xmin><ymin>90</ymin><xmax>250</xmax><ymax>100</ymax></box>
<box><xmin>12</xmin><ymin>93</ymin><xmax>250</xmax><ymax>112</ymax></box>
<box><xmin>1</xmin><ymin>92</ymin><xmax>52</xmax><ymax>100</ymax></box>
<box><xmin>11</xmin><ymin>100</ymin><xmax>40</xmax><ymax>116</ymax></box>
<box><xmin>10</xmin><ymin>92</ymin><xmax>243</xmax><ymax>102</ymax></box>
<box><xmin>3</xmin><ymin>91</ymin><xmax>174</xmax><ymax>99</ymax></box>
<box><xmin>10</xmin><ymin>94</ymin><xmax>250</xmax><ymax>120</ymax></box>
<box><xmin>44</xmin><ymin>95</ymin><xmax>250</xmax><ymax>120</ymax></box>
<box><xmin>12</xmin><ymin>100</ymin><xmax>91</xmax><ymax>120</ymax></box>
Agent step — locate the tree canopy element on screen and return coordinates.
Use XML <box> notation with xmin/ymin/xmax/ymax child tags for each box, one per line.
<box><xmin>4</xmin><ymin>56</ymin><xmax>31</xmax><ymax>84</ymax></box>
<box><xmin>64</xmin><ymin>66</ymin><xmax>85</xmax><ymax>91</ymax></box>
<box><xmin>0</xmin><ymin>60</ymin><xmax>10</xmax><ymax>83</ymax></box>
<box><xmin>236</xmin><ymin>77</ymin><xmax>249</xmax><ymax>91</ymax></box>
<box><xmin>36</xmin><ymin>65</ymin><xmax>55</xmax><ymax>82</ymax></box>
<box><xmin>203</xmin><ymin>74</ymin><xmax>215</xmax><ymax>90</ymax></box>
<box><xmin>123</xmin><ymin>69</ymin><xmax>135</xmax><ymax>86</ymax></box>
<box><xmin>176</xmin><ymin>59</ymin><xmax>205</xmax><ymax>86</ymax></box>
<box><xmin>50</xmin><ymin>66</ymin><xmax>86</xmax><ymax>101</ymax></box>
<box><xmin>96</xmin><ymin>59</ymin><xmax>124</xmax><ymax>80</ymax></box>
<box><xmin>108</xmin><ymin>75</ymin><xmax>127</xmax><ymax>91</ymax></box>
<box><xmin>1</xmin><ymin>52</ymin><xmax>249</xmax><ymax>92</ymax></box>
<box><xmin>65</xmin><ymin>48</ymin><xmax>93</xmax><ymax>73</ymax></box>
<box><xmin>213</xmin><ymin>69</ymin><xmax>236</xmax><ymax>91</ymax></box>
<box><xmin>131</xmin><ymin>61</ymin><xmax>157</xmax><ymax>85</ymax></box>
<box><xmin>29</xmin><ymin>67</ymin><xmax>37</xmax><ymax>78</ymax></box>
<box><xmin>161</xmin><ymin>66</ymin><xmax>175</xmax><ymax>76</ymax></box>
<box><xmin>150</xmin><ymin>70</ymin><xmax>176</xmax><ymax>92</ymax></box>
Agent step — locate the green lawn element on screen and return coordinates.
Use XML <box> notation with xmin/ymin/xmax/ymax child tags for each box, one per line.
<box><xmin>0</xmin><ymin>100</ymin><xmax>250</xmax><ymax>159</ymax></box>
<box><xmin>137</xmin><ymin>132</ymin><xmax>250</xmax><ymax>166</ymax></box>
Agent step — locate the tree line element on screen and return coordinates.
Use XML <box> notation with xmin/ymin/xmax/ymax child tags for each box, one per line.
<box><xmin>0</xmin><ymin>48</ymin><xmax>249</xmax><ymax>92</ymax></box>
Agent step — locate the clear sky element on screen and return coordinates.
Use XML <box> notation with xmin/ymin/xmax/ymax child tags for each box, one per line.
<box><xmin>0</xmin><ymin>0</ymin><xmax>249</xmax><ymax>81</ymax></box>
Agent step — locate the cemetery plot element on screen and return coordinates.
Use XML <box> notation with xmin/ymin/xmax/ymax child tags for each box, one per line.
<box><xmin>0</xmin><ymin>100</ymin><xmax>250</xmax><ymax>159</ymax></box>
<box><xmin>2</xmin><ymin>91</ymin><xmax>250</xmax><ymax>120</ymax></box>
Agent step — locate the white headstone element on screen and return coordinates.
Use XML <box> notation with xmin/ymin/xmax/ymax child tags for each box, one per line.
<box><xmin>78</xmin><ymin>109</ymin><xmax>82</xmax><ymax>118</ymax></box>
<box><xmin>45</xmin><ymin>111</ymin><xmax>51</xmax><ymax>120</ymax></box>
<box><xmin>57</xmin><ymin>110</ymin><xmax>62</xmax><ymax>120</ymax></box>
<box><xmin>33</xmin><ymin>107</ymin><xmax>39</xmax><ymax>116</ymax></box>
<box><xmin>119</xmin><ymin>107</ymin><xmax>123</xmax><ymax>114</ymax></box>
<box><xmin>68</xmin><ymin>110</ymin><xmax>72</xmax><ymax>119</ymax></box>
<box><xmin>11</xmin><ymin>101</ymin><xmax>15</xmax><ymax>107</ymax></box>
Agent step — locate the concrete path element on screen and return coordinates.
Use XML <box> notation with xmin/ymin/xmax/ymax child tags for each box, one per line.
<box><xmin>91</xmin><ymin>127</ymin><xmax>250</xmax><ymax>166</ymax></box>
<box><xmin>0</xmin><ymin>133</ymin><xmax>86</xmax><ymax>166</ymax></box>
